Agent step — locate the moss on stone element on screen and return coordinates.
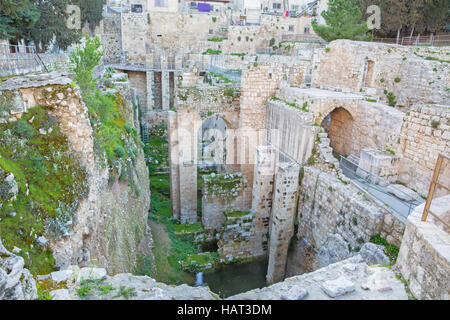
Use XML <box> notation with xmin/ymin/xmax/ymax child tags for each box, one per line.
<box><xmin>0</xmin><ymin>105</ymin><xmax>88</xmax><ymax>274</ymax></box>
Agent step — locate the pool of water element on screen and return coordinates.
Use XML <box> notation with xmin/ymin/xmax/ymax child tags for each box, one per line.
<box><xmin>203</xmin><ymin>258</ymin><xmax>268</xmax><ymax>298</ymax></box>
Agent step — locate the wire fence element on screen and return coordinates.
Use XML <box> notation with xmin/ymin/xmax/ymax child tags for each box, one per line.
<box><xmin>339</xmin><ymin>155</ymin><xmax>424</xmax><ymax>219</ymax></box>
<box><xmin>373</xmin><ymin>34</ymin><xmax>450</xmax><ymax>46</ymax></box>
<box><xmin>0</xmin><ymin>43</ymin><xmax>70</xmax><ymax>77</ymax></box>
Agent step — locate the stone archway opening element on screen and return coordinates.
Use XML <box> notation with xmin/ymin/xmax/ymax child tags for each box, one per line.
<box><xmin>321</xmin><ymin>107</ymin><xmax>354</xmax><ymax>157</ymax></box>
<box><xmin>198</xmin><ymin>115</ymin><xmax>228</xmax><ymax>173</ymax></box>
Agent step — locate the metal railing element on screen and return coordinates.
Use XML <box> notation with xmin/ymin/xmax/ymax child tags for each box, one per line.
<box><xmin>421</xmin><ymin>153</ymin><xmax>450</xmax><ymax>229</ymax></box>
<box><xmin>373</xmin><ymin>35</ymin><xmax>450</xmax><ymax>46</ymax></box>
<box><xmin>280</xmin><ymin>34</ymin><xmax>325</xmax><ymax>43</ymax></box>
<box><xmin>340</xmin><ymin>155</ymin><xmax>424</xmax><ymax>218</ymax></box>
<box><xmin>0</xmin><ymin>43</ymin><xmax>48</xmax><ymax>76</ymax></box>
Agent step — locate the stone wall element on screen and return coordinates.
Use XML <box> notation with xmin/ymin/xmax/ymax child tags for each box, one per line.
<box><xmin>202</xmin><ymin>173</ymin><xmax>246</xmax><ymax>231</ymax></box>
<box><xmin>275</xmin><ymin>86</ymin><xmax>405</xmax><ymax>157</ymax></box>
<box><xmin>101</xmin><ymin>12</ymin><xmax>122</xmax><ymax>64</ymax></box>
<box><xmin>312</xmin><ymin>40</ymin><xmax>449</xmax><ymax>107</ymax></box>
<box><xmin>264</xmin><ymin>99</ymin><xmax>317</xmax><ymax>164</ymax></box>
<box><xmin>396</xmin><ymin>195</ymin><xmax>450</xmax><ymax>299</ymax></box>
<box><xmin>398</xmin><ymin>104</ymin><xmax>450</xmax><ymax>196</ymax></box>
<box><xmin>294</xmin><ymin>166</ymin><xmax>405</xmax><ymax>273</ymax></box>
<box><xmin>121</xmin><ymin>12</ymin><xmax>147</xmax><ymax>64</ymax></box>
<box><xmin>217</xmin><ymin>212</ymin><xmax>254</xmax><ymax>262</ymax></box>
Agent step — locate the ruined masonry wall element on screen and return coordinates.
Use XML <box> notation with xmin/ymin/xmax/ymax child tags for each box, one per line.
<box><xmin>218</xmin><ymin>213</ymin><xmax>255</xmax><ymax>262</ymax></box>
<box><xmin>399</xmin><ymin>104</ymin><xmax>450</xmax><ymax>196</ymax></box>
<box><xmin>312</xmin><ymin>40</ymin><xmax>449</xmax><ymax>107</ymax></box>
<box><xmin>297</xmin><ymin>167</ymin><xmax>405</xmax><ymax>253</ymax></box>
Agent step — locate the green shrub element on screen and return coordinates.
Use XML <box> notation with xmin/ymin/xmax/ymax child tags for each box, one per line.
<box><xmin>431</xmin><ymin>120</ymin><xmax>440</xmax><ymax>128</ymax></box>
<box><xmin>394</xmin><ymin>77</ymin><xmax>401</xmax><ymax>83</ymax></box>
<box><xmin>370</xmin><ymin>234</ymin><xmax>399</xmax><ymax>264</ymax></box>
<box><xmin>123</xmin><ymin>124</ymin><xmax>133</xmax><ymax>134</ymax></box>
<box><xmin>386</xmin><ymin>92</ymin><xmax>397</xmax><ymax>107</ymax></box>
<box><xmin>13</xmin><ymin>120</ymin><xmax>35</xmax><ymax>139</ymax></box>
<box><xmin>113</xmin><ymin>145</ymin><xmax>126</xmax><ymax>158</ymax></box>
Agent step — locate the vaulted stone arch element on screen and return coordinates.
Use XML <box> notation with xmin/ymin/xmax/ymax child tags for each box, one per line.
<box><xmin>321</xmin><ymin>107</ymin><xmax>355</xmax><ymax>156</ymax></box>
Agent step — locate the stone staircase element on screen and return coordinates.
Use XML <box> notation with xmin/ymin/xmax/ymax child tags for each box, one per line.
<box><xmin>315</xmin><ymin>131</ymin><xmax>351</xmax><ymax>184</ymax></box>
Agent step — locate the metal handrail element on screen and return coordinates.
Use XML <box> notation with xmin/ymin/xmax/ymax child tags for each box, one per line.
<box><xmin>339</xmin><ymin>155</ymin><xmax>424</xmax><ymax>217</ymax></box>
<box><xmin>421</xmin><ymin>153</ymin><xmax>450</xmax><ymax>229</ymax></box>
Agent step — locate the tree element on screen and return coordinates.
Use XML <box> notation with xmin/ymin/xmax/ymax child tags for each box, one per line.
<box><xmin>69</xmin><ymin>35</ymin><xmax>104</xmax><ymax>94</ymax></box>
<box><xmin>422</xmin><ymin>0</ymin><xmax>450</xmax><ymax>33</ymax></box>
<box><xmin>75</xmin><ymin>0</ymin><xmax>104</xmax><ymax>36</ymax></box>
<box><xmin>0</xmin><ymin>0</ymin><xmax>39</xmax><ymax>41</ymax></box>
<box><xmin>312</xmin><ymin>0</ymin><xmax>373</xmax><ymax>42</ymax></box>
<box><xmin>25</xmin><ymin>0</ymin><xmax>81</xmax><ymax>52</ymax></box>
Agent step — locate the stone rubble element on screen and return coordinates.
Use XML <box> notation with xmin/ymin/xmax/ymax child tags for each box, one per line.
<box><xmin>0</xmin><ymin>239</ymin><xmax>37</xmax><ymax>300</ymax></box>
<box><xmin>229</xmin><ymin>255</ymin><xmax>409</xmax><ymax>300</ymax></box>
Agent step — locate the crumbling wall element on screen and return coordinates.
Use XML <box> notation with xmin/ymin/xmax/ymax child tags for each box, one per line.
<box><xmin>218</xmin><ymin>212</ymin><xmax>254</xmax><ymax>262</ymax></box>
<box><xmin>202</xmin><ymin>173</ymin><xmax>246</xmax><ymax>231</ymax></box>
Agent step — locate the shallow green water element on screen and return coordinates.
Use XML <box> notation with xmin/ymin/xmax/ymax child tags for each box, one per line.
<box><xmin>203</xmin><ymin>259</ymin><xmax>268</xmax><ymax>298</ymax></box>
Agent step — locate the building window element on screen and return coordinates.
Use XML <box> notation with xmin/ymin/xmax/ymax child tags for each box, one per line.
<box><xmin>304</xmin><ymin>27</ymin><xmax>310</xmax><ymax>34</ymax></box>
<box><xmin>131</xmin><ymin>4</ymin><xmax>143</xmax><ymax>12</ymax></box>
<box><xmin>155</xmin><ymin>0</ymin><xmax>168</xmax><ymax>7</ymax></box>
<box><xmin>289</xmin><ymin>25</ymin><xmax>294</xmax><ymax>32</ymax></box>
<box><xmin>291</xmin><ymin>5</ymin><xmax>299</xmax><ymax>11</ymax></box>
<box><xmin>273</xmin><ymin>3</ymin><xmax>281</xmax><ymax>10</ymax></box>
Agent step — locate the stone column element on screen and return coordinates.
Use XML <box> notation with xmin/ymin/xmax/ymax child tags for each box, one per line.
<box><xmin>250</xmin><ymin>146</ymin><xmax>276</xmax><ymax>257</ymax></box>
<box><xmin>162</xmin><ymin>71</ymin><xmax>170</xmax><ymax>110</ymax></box>
<box><xmin>146</xmin><ymin>71</ymin><xmax>154</xmax><ymax>111</ymax></box>
<box><xmin>266</xmin><ymin>161</ymin><xmax>301</xmax><ymax>285</ymax></box>
<box><xmin>161</xmin><ymin>56</ymin><xmax>170</xmax><ymax>110</ymax></box>
<box><xmin>168</xmin><ymin>111</ymin><xmax>180</xmax><ymax>220</ymax></box>
<box><xmin>179</xmin><ymin>160</ymin><xmax>198</xmax><ymax>223</ymax></box>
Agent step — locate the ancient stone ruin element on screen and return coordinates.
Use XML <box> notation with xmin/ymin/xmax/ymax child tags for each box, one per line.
<box><xmin>0</xmin><ymin>1</ymin><xmax>449</xmax><ymax>301</ymax></box>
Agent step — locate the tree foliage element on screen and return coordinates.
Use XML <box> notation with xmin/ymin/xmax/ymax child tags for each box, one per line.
<box><xmin>0</xmin><ymin>0</ymin><xmax>39</xmax><ymax>41</ymax></box>
<box><xmin>312</xmin><ymin>0</ymin><xmax>373</xmax><ymax>42</ymax></box>
<box><xmin>69</xmin><ymin>35</ymin><xmax>104</xmax><ymax>94</ymax></box>
<box><xmin>351</xmin><ymin>0</ymin><xmax>450</xmax><ymax>36</ymax></box>
<box><xmin>0</xmin><ymin>0</ymin><xmax>104</xmax><ymax>52</ymax></box>
<box><xmin>24</xmin><ymin>0</ymin><xmax>81</xmax><ymax>52</ymax></box>
<box><xmin>76</xmin><ymin>0</ymin><xmax>104</xmax><ymax>35</ymax></box>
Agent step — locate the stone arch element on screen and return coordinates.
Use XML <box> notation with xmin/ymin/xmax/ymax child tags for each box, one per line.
<box><xmin>198</xmin><ymin>115</ymin><xmax>229</xmax><ymax>172</ymax></box>
<box><xmin>321</xmin><ymin>107</ymin><xmax>354</xmax><ymax>156</ymax></box>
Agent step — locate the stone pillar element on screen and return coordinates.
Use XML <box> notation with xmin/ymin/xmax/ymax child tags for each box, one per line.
<box><xmin>161</xmin><ymin>56</ymin><xmax>170</xmax><ymax>110</ymax></box>
<box><xmin>250</xmin><ymin>146</ymin><xmax>276</xmax><ymax>257</ymax></box>
<box><xmin>168</xmin><ymin>111</ymin><xmax>180</xmax><ymax>220</ymax></box>
<box><xmin>179</xmin><ymin>161</ymin><xmax>198</xmax><ymax>223</ymax></box>
<box><xmin>146</xmin><ymin>71</ymin><xmax>154</xmax><ymax>111</ymax></box>
<box><xmin>266</xmin><ymin>161</ymin><xmax>301</xmax><ymax>285</ymax></box>
<box><xmin>168</xmin><ymin>110</ymin><xmax>199</xmax><ymax>223</ymax></box>
<box><xmin>162</xmin><ymin>71</ymin><xmax>170</xmax><ymax>110</ymax></box>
